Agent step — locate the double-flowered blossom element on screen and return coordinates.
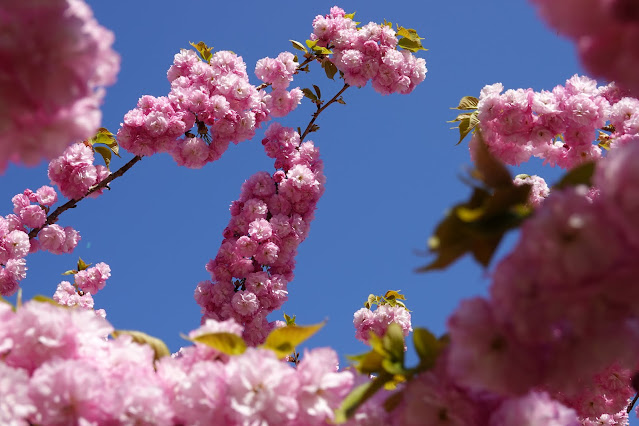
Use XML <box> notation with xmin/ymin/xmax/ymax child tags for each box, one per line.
<box><xmin>0</xmin><ymin>298</ymin><xmax>355</xmax><ymax>425</ymax></box>
<box><xmin>1</xmin><ymin>183</ymin><xmax>84</xmax><ymax>296</ymax></box>
<box><xmin>48</xmin><ymin>142</ymin><xmax>110</xmax><ymax>200</ymax></box>
<box><xmin>529</xmin><ymin>0</ymin><xmax>639</xmax><ymax>97</ymax></box>
<box><xmin>118</xmin><ymin>48</ymin><xmax>305</xmax><ymax>168</ymax></box>
<box><xmin>0</xmin><ymin>0</ymin><xmax>119</xmax><ymax>172</ymax></box>
<box><xmin>474</xmin><ymin>75</ymin><xmax>639</xmax><ymax>169</ymax></box>
<box><xmin>310</xmin><ymin>7</ymin><xmax>427</xmax><ymax>95</ymax></box>
<box><xmin>446</xmin><ymin>140</ymin><xmax>639</xmax><ymax>422</ymax></box>
<box><xmin>196</xmin><ymin>123</ymin><xmax>325</xmax><ymax>345</ymax></box>
<box><xmin>353</xmin><ymin>304</ymin><xmax>412</xmax><ymax>345</ymax></box>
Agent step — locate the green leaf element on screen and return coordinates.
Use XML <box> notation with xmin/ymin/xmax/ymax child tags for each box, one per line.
<box><xmin>283</xmin><ymin>313</ymin><xmax>297</xmax><ymax>326</ymax></box>
<box><xmin>396</xmin><ymin>25</ymin><xmax>427</xmax><ymax>52</ymax></box>
<box><xmin>397</xmin><ymin>37</ymin><xmax>427</xmax><ymax>53</ymax></box>
<box><xmin>301</xmin><ymin>88</ymin><xmax>318</xmax><ymax>101</ymax></box>
<box><xmin>554</xmin><ymin>161</ymin><xmax>596</xmax><ymax>190</ymax></box>
<box><xmin>93</xmin><ymin>146</ymin><xmax>112</xmax><ymax>169</ymax></box>
<box><xmin>189</xmin><ymin>41</ymin><xmax>213</xmax><ymax>63</ymax></box>
<box><xmin>396</xmin><ymin>26</ymin><xmax>424</xmax><ymax>42</ymax></box>
<box><xmin>347</xmin><ymin>349</ymin><xmax>385</xmax><ymax>374</ymax></box>
<box><xmin>322</xmin><ymin>60</ymin><xmax>338</xmax><ymax>80</ymax></box>
<box><xmin>61</xmin><ymin>269</ymin><xmax>77</xmax><ymax>276</ymax></box>
<box><xmin>313</xmin><ymin>84</ymin><xmax>322</xmax><ymax>100</ymax></box>
<box><xmin>189</xmin><ymin>332</ymin><xmax>247</xmax><ymax>355</ymax></box>
<box><xmin>383</xmin><ymin>290</ymin><xmax>405</xmax><ymax>302</ymax></box>
<box><xmin>344</xmin><ymin>12</ymin><xmax>356</xmax><ymax>20</ymax></box>
<box><xmin>77</xmin><ymin>257</ymin><xmax>90</xmax><ymax>271</ymax></box>
<box><xmin>412</xmin><ymin>328</ymin><xmax>444</xmax><ymax>371</ymax></box>
<box><xmin>261</xmin><ymin>322</ymin><xmax>324</xmax><ymax>358</ymax></box>
<box><xmin>334</xmin><ymin>373</ymin><xmax>392</xmax><ymax>423</ymax></box>
<box><xmin>473</xmin><ymin>134</ymin><xmax>513</xmax><ymax>188</ymax></box>
<box><xmin>451</xmin><ymin>96</ymin><xmax>479</xmax><ymax>110</ymax></box>
<box><xmin>305</xmin><ymin>39</ymin><xmax>318</xmax><ymax>49</ymax></box>
<box><xmin>381</xmin><ymin>323</ymin><xmax>405</xmax><ymax>369</ymax></box>
<box><xmin>87</xmin><ymin>127</ymin><xmax>116</xmax><ymax>146</ymax></box>
<box><xmin>290</xmin><ymin>39</ymin><xmax>308</xmax><ymax>53</ymax></box>
<box><xmin>31</xmin><ymin>295</ymin><xmax>60</xmax><ymax>306</ymax></box>
<box><xmin>113</xmin><ymin>330</ymin><xmax>171</xmax><ymax>361</ymax></box>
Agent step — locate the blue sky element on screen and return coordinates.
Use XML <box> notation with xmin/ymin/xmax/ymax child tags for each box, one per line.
<box><xmin>3</xmin><ymin>0</ymin><xmax>617</xmax><ymax>416</ymax></box>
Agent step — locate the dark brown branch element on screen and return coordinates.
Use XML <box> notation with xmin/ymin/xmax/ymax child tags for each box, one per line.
<box><xmin>28</xmin><ymin>155</ymin><xmax>142</xmax><ymax>239</ymax></box>
<box><xmin>300</xmin><ymin>83</ymin><xmax>349</xmax><ymax>143</ymax></box>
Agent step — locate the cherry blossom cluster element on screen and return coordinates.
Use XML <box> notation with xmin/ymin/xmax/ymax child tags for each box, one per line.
<box><xmin>118</xmin><ymin>48</ymin><xmax>304</xmax><ymax>169</ymax></box>
<box><xmin>0</xmin><ymin>301</ymin><xmax>354</xmax><ymax>425</ymax></box>
<box><xmin>1</xmin><ymin>185</ymin><xmax>82</xmax><ymax>296</ymax></box>
<box><xmin>513</xmin><ymin>174</ymin><xmax>550</xmax><ymax>207</ymax></box>
<box><xmin>0</xmin><ymin>0</ymin><xmax>119</xmax><ymax>172</ymax></box>
<box><xmin>195</xmin><ymin>123</ymin><xmax>325</xmax><ymax>345</ymax></box>
<box><xmin>392</xmin><ymin>350</ymin><xmax>626</xmax><ymax>426</ymax></box>
<box><xmin>444</xmin><ymin>140</ymin><xmax>639</xmax><ymax>422</ymax></box>
<box><xmin>353</xmin><ymin>304</ymin><xmax>412</xmax><ymax>345</ymax></box>
<box><xmin>48</xmin><ymin>142</ymin><xmax>110</xmax><ymax>200</ymax></box>
<box><xmin>310</xmin><ymin>7</ymin><xmax>427</xmax><ymax>95</ymax></box>
<box><xmin>529</xmin><ymin>0</ymin><xmax>639</xmax><ymax>97</ymax></box>
<box><xmin>474</xmin><ymin>75</ymin><xmax>639</xmax><ymax>169</ymax></box>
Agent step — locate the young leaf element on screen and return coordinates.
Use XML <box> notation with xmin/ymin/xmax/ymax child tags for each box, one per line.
<box><xmin>290</xmin><ymin>39</ymin><xmax>308</xmax><ymax>53</ymax></box>
<box><xmin>451</xmin><ymin>96</ymin><xmax>479</xmax><ymax>110</ymax></box>
<box><xmin>77</xmin><ymin>257</ymin><xmax>91</xmax><ymax>271</ymax></box>
<box><xmin>31</xmin><ymin>295</ymin><xmax>60</xmax><ymax>306</ymax></box>
<box><xmin>262</xmin><ymin>322</ymin><xmax>324</xmax><ymax>358</ymax></box>
<box><xmin>322</xmin><ymin>60</ymin><xmax>338</xmax><ymax>80</ymax></box>
<box><xmin>188</xmin><ymin>332</ymin><xmax>247</xmax><ymax>355</ymax></box>
<box><xmin>396</xmin><ymin>25</ymin><xmax>427</xmax><ymax>52</ymax></box>
<box><xmin>412</xmin><ymin>327</ymin><xmax>445</xmax><ymax>371</ymax></box>
<box><xmin>334</xmin><ymin>373</ymin><xmax>392</xmax><ymax>424</ymax></box>
<box><xmin>189</xmin><ymin>41</ymin><xmax>213</xmax><ymax>63</ymax></box>
<box><xmin>61</xmin><ymin>269</ymin><xmax>77</xmax><ymax>275</ymax></box>
<box><xmin>313</xmin><ymin>84</ymin><xmax>322</xmax><ymax>100</ymax></box>
<box><xmin>113</xmin><ymin>330</ymin><xmax>171</xmax><ymax>361</ymax></box>
<box><xmin>553</xmin><ymin>161</ymin><xmax>595</xmax><ymax>190</ymax></box>
<box><xmin>93</xmin><ymin>146</ymin><xmax>112</xmax><ymax>169</ymax></box>
<box><xmin>301</xmin><ymin>88</ymin><xmax>318</xmax><ymax>101</ymax></box>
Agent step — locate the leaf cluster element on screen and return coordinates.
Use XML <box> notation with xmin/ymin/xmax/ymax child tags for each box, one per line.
<box><xmin>334</xmin><ymin>324</ymin><xmax>447</xmax><ymax>423</ymax></box>
<box><xmin>449</xmin><ymin>96</ymin><xmax>479</xmax><ymax>145</ymax></box>
<box><xmin>85</xmin><ymin>127</ymin><xmax>119</xmax><ymax>169</ymax></box>
<box><xmin>364</xmin><ymin>290</ymin><xmax>407</xmax><ymax>311</ymax></box>
<box><xmin>418</xmin><ymin>135</ymin><xmax>532</xmax><ymax>272</ymax></box>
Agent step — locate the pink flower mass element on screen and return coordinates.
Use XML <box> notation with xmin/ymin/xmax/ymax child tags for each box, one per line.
<box><xmin>6</xmin><ymin>1</ymin><xmax>639</xmax><ymax>425</ymax></box>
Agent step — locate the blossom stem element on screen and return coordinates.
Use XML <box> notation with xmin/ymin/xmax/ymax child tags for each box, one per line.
<box><xmin>28</xmin><ymin>155</ymin><xmax>142</xmax><ymax>239</ymax></box>
<box><xmin>300</xmin><ymin>83</ymin><xmax>349</xmax><ymax>142</ymax></box>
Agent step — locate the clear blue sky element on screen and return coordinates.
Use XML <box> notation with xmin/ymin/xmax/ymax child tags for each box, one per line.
<box><xmin>3</xmin><ymin>0</ymin><xmax>619</xmax><ymax>418</ymax></box>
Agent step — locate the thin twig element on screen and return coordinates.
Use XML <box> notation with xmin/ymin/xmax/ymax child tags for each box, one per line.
<box><xmin>28</xmin><ymin>155</ymin><xmax>142</xmax><ymax>239</ymax></box>
<box><xmin>300</xmin><ymin>83</ymin><xmax>349</xmax><ymax>143</ymax></box>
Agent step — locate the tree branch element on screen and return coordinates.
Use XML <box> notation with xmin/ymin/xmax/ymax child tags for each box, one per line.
<box><xmin>28</xmin><ymin>155</ymin><xmax>142</xmax><ymax>239</ymax></box>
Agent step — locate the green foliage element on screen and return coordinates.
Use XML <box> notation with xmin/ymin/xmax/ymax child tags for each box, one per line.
<box><xmin>188</xmin><ymin>332</ymin><xmax>247</xmax><ymax>356</ymax></box>
<box><xmin>113</xmin><ymin>330</ymin><xmax>171</xmax><ymax>361</ymax></box>
<box><xmin>31</xmin><ymin>295</ymin><xmax>60</xmax><ymax>306</ymax></box>
<box><xmin>418</xmin><ymin>136</ymin><xmax>532</xmax><ymax>271</ymax></box>
<box><xmin>290</xmin><ymin>39</ymin><xmax>308</xmax><ymax>53</ymax></box>
<box><xmin>261</xmin><ymin>322</ymin><xmax>324</xmax><ymax>359</ymax></box>
<box><xmin>305</xmin><ymin>39</ymin><xmax>333</xmax><ymax>55</ymax></box>
<box><xmin>554</xmin><ymin>161</ymin><xmax>596</xmax><ymax>190</ymax></box>
<box><xmin>337</xmin><ymin>323</ymin><xmax>448</xmax><ymax>423</ymax></box>
<box><xmin>62</xmin><ymin>257</ymin><xmax>91</xmax><ymax>276</ymax></box>
<box><xmin>449</xmin><ymin>96</ymin><xmax>480</xmax><ymax>145</ymax></box>
<box><xmin>395</xmin><ymin>25</ymin><xmax>427</xmax><ymax>52</ymax></box>
<box><xmin>321</xmin><ymin>59</ymin><xmax>338</xmax><ymax>80</ymax></box>
<box><xmin>86</xmin><ymin>127</ymin><xmax>119</xmax><ymax>169</ymax></box>
<box><xmin>189</xmin><ymin>41</ymin><xmax>213</xmax><ymax>63</ymax></box>
<box><xmin>364</xmin><ymin>290</ymin><xmax>407</xmax><ymax>310</ymax></box>
<box><xmin>283</xmin><ymin>313</ymin><xmax>297</xmax><ymax>326</ymax></box>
